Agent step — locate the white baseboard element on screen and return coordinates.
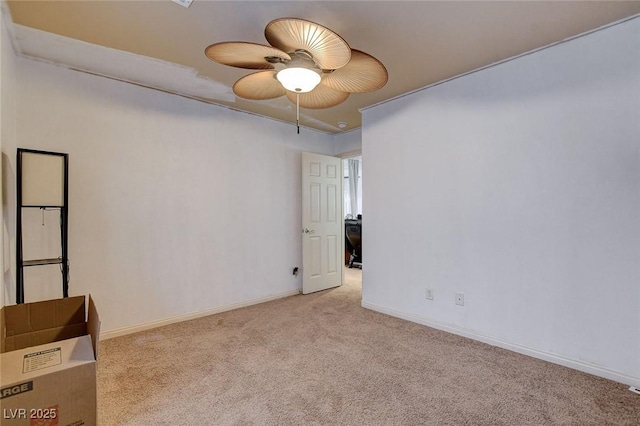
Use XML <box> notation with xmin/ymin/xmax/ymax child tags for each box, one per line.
<box><xmin>101</xmin><ymin>289</ymin><xmax>300</xmax><ymax>340</ymax></box>
<box><xmin>361</xmin><ymin>301</ymin><xmax>640</xmax><ymax>389</ymax></box>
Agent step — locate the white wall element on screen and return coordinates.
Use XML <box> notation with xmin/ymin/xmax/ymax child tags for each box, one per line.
<box><xmin>0</xmin><ymin>3</ymin><xmax>17</xmax><ymax>309</ymax></box>
<box><xmin>9</xmin><ymin>57</ymin><xmax>334</xmax><ymax>333</ymax></box>
<box><xmin>333</xmin><ymin>128</ymin><xmax>362</xmax><ymax>156</ymax></box>
<box><xmin>361</xmin><ymin>17</ymin><xmax>640</xmax><ymax>386</ymax></box>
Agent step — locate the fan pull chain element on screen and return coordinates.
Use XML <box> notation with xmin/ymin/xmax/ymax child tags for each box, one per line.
<box><xmin>296</xmin><ymin>93</ymin><xmax>300</xmax><ymax>134</ymax></box>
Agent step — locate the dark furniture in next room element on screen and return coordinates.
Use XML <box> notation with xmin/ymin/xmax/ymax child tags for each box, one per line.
<box><xmin>345</xmin><ymin>216</ymin><xmax>362</xmax><ymax>268</ymax></box>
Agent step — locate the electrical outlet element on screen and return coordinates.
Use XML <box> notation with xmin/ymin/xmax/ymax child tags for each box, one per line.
<box><xmin>425</xmin><ymin>288</ymin><xmax>434</xmax><ymax>300</ymax></box>
<box><xmin>455</xmin><ymin>292</ymin><xmax>464</xmax><ymax>306</ymax></box>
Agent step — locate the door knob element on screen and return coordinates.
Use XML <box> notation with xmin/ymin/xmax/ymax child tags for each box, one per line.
<box><xmin>303</xmin><ymin>228</ymin><xmax>315</xmax><ymax>234</ymax></box>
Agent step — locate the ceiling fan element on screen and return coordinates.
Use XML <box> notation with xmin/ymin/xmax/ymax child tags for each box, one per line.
<box><xmin>205</xmin><ymin>18</ymin><xmax>388</xmax><ymax>133</ymax></box>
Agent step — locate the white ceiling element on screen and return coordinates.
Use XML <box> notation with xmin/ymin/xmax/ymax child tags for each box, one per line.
<box><xmin>6</xmin><ymin>1</ymin><xmax>640</xmax><ymax>134</ymax></box>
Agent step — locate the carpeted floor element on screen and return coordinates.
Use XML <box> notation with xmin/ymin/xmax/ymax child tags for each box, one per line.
<box><xmin>98</xmin><ymin>269</ymin><xmax>639</xmax><ymax>425</ymax></box>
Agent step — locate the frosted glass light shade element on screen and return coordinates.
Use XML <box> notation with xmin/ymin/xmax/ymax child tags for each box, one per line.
<box><xmin>276</xmin><ymin>67</ymin><xmax>321</xmax><ymax>93</ymax></box>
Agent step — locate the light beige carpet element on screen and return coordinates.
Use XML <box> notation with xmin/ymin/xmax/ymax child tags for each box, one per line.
<box><xmin>98</xmin><ymin>269</ymin><xmax>639</xmax><ymax>425</ymax></box>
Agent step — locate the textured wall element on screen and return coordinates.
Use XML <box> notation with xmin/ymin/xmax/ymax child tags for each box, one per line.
<box><xmin>9</xmin><ymin>57</ymin><xmax>334</xmax><ymax>332</ymax></box>
<box><xmin>362</xmin><ymin>18</ymin><xmax>640</xmax><ymax>384</ymax></box>
<box><xmin>1</xmin><ymin>3</ymin><xmax>18</xmax><ymax>309</ymax></box>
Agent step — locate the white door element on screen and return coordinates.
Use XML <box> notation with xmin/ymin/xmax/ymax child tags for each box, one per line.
<box><xmin>302</xmin><ymin>152</ymin><xmax>343</xmax><ymax>294</ymax></box>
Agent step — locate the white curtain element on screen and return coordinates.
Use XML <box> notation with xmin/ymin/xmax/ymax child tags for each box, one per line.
<box><xmin>348</xmin><ymin>159</ymin><xmax>359</xmax><ymax>218</ymax></box>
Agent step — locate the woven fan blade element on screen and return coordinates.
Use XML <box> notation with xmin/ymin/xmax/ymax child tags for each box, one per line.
<box><xmin>233</xmin><ymin>71</ymin><xmax>286</xmax><ymax>100</ymax></box>
<box><xmin>285</xmin><ymin>84</ymin><xmax>350</xmax><ymax>109</ymax></box>
<box><xmin>321</xmin><ymin>49</ymin><xmax>388</xmax><ymax>93</ymax></box>
<box><xmin>205</xmin><ymin>42</ymin><xmax>290</xmax><ymax>70</ymax></box>
<box><xmin>265</xmin><ymin>18</ymin><xmax>351</xmax><ymax>70</ymax></box>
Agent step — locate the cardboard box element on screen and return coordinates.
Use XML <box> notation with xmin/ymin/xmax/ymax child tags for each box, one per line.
<box><xmin>0</xmin><ymin>295</ymin><xmax>100</xmax><ymax>426</ymax></box>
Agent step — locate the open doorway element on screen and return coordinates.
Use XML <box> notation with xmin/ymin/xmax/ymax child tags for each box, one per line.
<box><xmin>342</xmin><ymin>155</ymin><xmax>362</xmax><ymax>270</ymax></box>
<box><xmin>342</xmin><ymin>154</ymin><xmax>363</xmax><ymax>293</ymax></box>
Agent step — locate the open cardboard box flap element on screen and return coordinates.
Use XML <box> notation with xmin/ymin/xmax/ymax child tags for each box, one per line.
<box><xmin>1</xmin><ymin>294</ymin><xmax>100</xmax><ymax>357</ymax></box>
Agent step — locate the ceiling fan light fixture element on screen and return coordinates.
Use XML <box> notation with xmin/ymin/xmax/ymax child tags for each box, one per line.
<box><xmin>276</xmin><ymin>67</ymin><xmax>321</xmax><ymax>93</ymax></box>
<box><xmin>205</xmin><ymin>18</ymin><xmax>388</xmax><ymax>132</ymax></box>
